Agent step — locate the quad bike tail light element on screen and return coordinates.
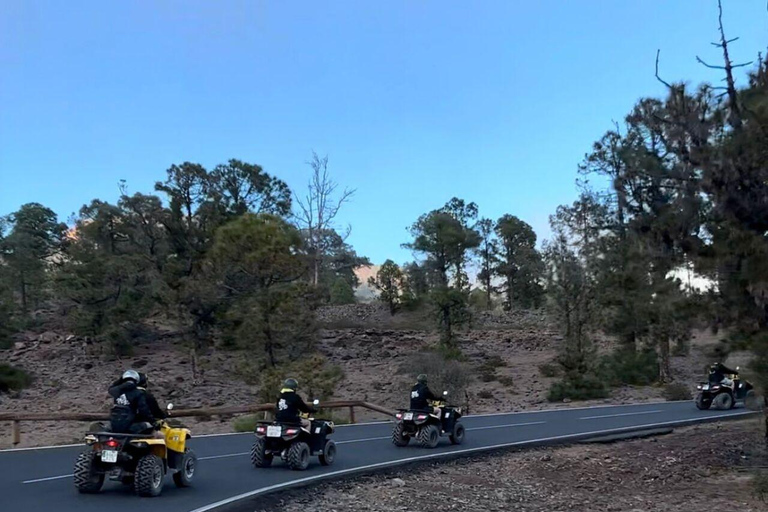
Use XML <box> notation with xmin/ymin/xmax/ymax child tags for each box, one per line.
<box><xmin>256</xmin><ymin>426</ymin><xmax>266</xmax><ymax>434</ymax></box>
<box><xmin>104</xmin><ymin>438</ymin><xmax>120</xmax><ymax>448</ymax></box>
<box><xmin>395</xmin><ymin>413</ymin><xmax>403</xmax><ymax>420</ymax></box>
<box><xmin>285</xmin><ymin>428</ymin><xmax>299</xmax><ymax>436</ymax></box>
<box><xmin>416</xmin><ymin>414</ymin><xmax>428</xmax><ymax>420</ymax></box>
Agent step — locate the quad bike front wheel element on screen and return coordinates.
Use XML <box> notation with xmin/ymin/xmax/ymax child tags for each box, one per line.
<box><xmin>73</xmin><ymin>451</ymin><xmax>105</xmax><ymax>494</ymax></box>
<box><xmin>695</xmin><ymin>393</ymin><xmax>711</xmax><ymax>410</ymax></box>
<box><xmin>449</xmin><ymin>423</ymin><xmax>466</xmax><ymax>445</ymax></box>
<box><xmin>250</xmin><ymin>437</ymin><xmax>273</xmax><ymax>468</ymax></box>
<box><xmin>172</xmin><ymin>448</ymin><xmax>197</xmax><ymax>488</ymax></box>
<box><xmin>392</xmin><ymin>423</ymin><xmax>410</xmax><ymax>447</ymax></box>
<box><xmin>417</xmin><ymin>424</ymin><xmax>440</xmax><ymax>449</ymax></box>
<box><xmin>287</xmin><ymin>442</ymin><xmax>310</xmax><ymax>471</ymax></box>
<box><xmin>135</xmin><ymin>454</ymin><xmax>165</xmax><ymax>497</ymax></box>
<box><xmin>713</xmin><ymin>392</ymin><xmax>734</xmax><ymax>410</ymax></box>
<box><xmin>319</xmin><ymin>440</ymin><xmax>336</xmax><ymax>466</ymax></box>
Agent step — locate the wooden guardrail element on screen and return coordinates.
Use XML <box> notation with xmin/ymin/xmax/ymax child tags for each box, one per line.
<box><xmin>1</xmin><ymin>400</ymin><xmax>396</xmax><ymax>446</ymax></box>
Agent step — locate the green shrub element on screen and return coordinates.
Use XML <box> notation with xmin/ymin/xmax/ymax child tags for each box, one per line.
<box><xmin>547</xmin><ymin>373</ymin><xmax>609</xmax><ymax>402</ymax></box>
<box><xmin>538</xmin><ymin>363</ymin><xmax>561</xmax><ymax>378</ymax></box>
<box><xmin>663</xmin><ymin>382</ymin><xmax>692</xmax><ymax>401</ymax></box>
<box><xmin>0</xmin><ymin>364</ymin><xmax>33</xmax><ymax>393</ymax></box>
<box><xmin>477</xmin><ymin>355</ymin><xmax>506</xmax><ymax>382</ymax></box>
<box><xmin>498</xmin><ymin>375</ymin><xmax>515</xmax><ymax>388</ymax></box>
<box><xmin>233</xmin><ymin>414</ymin><xmax>260</xmax><ymax>432</ymax></box>
<box><xmin>329</xmin><ymin>278</ymin><xmax>356</xmax><ymax>305</ymax></box>
<box><xmin>105</xmin><ymin>327</ymin><xmax>135</xmax><ymax>357</ymax></box>
<box><xmin>401</xmin><ymin>351</ymin><xmax>471</xmax><ymax>399</ymax></box>
<box><xmin>257</xmin><ymin>355</ymin><xmax>344</xmax><ymax>404</ymax></box>
<box><xmin>599</xmin><ymin>349</ymin><xmax>658</xmax><ymax>387</ymax></box>
<box><xmin>479</xmin><ymin>371</ymin><xmax>496</xmax><ymax>383</ymax></box>
<box><xmin>754</xmin><ymin>471</ymin><xmax>768</xmax><ymax>502</ymax></box>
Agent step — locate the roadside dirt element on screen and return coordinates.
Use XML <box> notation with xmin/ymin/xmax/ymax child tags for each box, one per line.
<box><xmin>253</xmin><ymin>419</ymin><xmax>767</xmax><ymax>512</ymax></box>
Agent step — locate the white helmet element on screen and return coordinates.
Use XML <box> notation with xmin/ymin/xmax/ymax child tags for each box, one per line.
<box><xmin>122</xmin><ymin>369</ymin><xmax>140</xmax><ymax>383</ymax></box>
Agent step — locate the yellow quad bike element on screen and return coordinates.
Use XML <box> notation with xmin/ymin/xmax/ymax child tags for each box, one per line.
<box><xmin>74</xmin><ymin>404</ymin><xmax>197</xmax><ymax>497</ymax></box>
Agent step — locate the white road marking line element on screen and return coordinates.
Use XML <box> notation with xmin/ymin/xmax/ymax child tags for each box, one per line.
<box><xmin>188</xmin><ymin>410</ymin><xmax>756</xmax><ymax>512</ymax></box>
<box><xmin>580</xmin><ymin>410</ymin><xmax>663</xmax><ymax>420</ymax></box>
<box><xmin>337</xmin><ymin>436</ymin><xmax>390</xmax><ymax>444</ymax></box>
<box><xmin>467</xmin><ymin>421</ymin><xmax>546</xmax><ymax>431</ymax></box>
<box><xmin>199</xmin><ymin>452</ymin><xmax>249</xmax><ymax>460</ymax></box>
<box><xmin>23</xmin><ymin>474</ymin><xmax>73</xmax><ymax>484</ymax></box>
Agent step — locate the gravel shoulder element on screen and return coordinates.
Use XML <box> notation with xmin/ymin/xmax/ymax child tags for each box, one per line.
<box><xmin>253</xmin><ymin>419</ymin><xmax>766</xmax><ymax>512</ymax></box>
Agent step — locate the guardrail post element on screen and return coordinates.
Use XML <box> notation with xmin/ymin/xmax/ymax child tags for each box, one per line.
<box><xmin>349</xmin><ymin>406</ymin><xmax>356</xmax><ymax>424</ymax></box>
<box><xmin>11</xmin><ymin>420</ymin><xmax>20</xmax><ymax>446</ymax></box>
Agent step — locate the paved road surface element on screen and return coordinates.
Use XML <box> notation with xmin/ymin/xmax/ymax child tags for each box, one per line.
<box><xmin>0</xmin><ymin>401</ymin><xmax>754</xmax><ymax>512</ymax></box>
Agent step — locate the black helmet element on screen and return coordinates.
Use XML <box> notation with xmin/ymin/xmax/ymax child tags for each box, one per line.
<box><xmin>138</xmin><ymin>372</ymin><xmax>148</xmax><ymax>388</ymax></box>
<box><xmin>417</xmin><ymin>374</ymin><xmax>428</xmax><ymax>384</ymax></box>
<box><xmin>122</xmin><ymin>369</ymin><xmax>140</xmax><ymax>383</ymax></box>
<box><xmin>283</xmin><ymin>378</ymin><xmax>298</xmax><ymax>390</ymax></box>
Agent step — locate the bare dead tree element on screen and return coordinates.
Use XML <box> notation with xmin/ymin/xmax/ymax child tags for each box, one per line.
<box><xmin>294</xmin><ymin>152</ymin><xmax>355</xmax><ymax>286</ymax></box>
<box><xmin>695</xmin><ymin>0</ymin><xmax>753</xmax><ymax>129</ymax></box>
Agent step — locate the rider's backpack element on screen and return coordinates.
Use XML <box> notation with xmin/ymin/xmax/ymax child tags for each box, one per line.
<box><xmin>109</xmin><ymin>394</ymin><xmax>136</xmax><ymax>433</ymax></box>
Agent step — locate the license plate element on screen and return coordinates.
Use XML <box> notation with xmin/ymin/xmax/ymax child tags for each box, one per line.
<box><xmin>266</xmin><ymin>426</ymin><xmax>282</xmax><ymax>438</ymax></box>
<box><xmin>101</xmin><ymin>450</ymin><xmax>118</xmax><ymax>463</ymax></box>
<box><xmin>403</xmin><ymin>413</ymin><xmax>413</xmax><ymax>421</ymax></box>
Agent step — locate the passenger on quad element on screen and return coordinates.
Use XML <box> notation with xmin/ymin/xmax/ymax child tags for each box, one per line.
<box><xmin>138</xmin><ymin>372</ymin><xmax>167</xmax><ymax>424</ymax></box>
<box><xmin>276</xmin><ymin>378</ymin><xmax>316</xmax><ymax>431</ymax></box>
<box><xmin>709</xmin><ymin>363</ymin><xmax>738</xmax><ymax>386</ymax></box>
<box><xmin>108</xmin><ymin>369</ymin><xmax>160</xmax><ymax>436</ymax></box>
<box><xmin>411</xmin><ymin>374</ymin><xmax>441</xmax><ymax>417</ymax></box>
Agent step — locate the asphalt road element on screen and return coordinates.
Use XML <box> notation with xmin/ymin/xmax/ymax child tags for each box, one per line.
<box><xmin>0</xmin><ymin>401</ymin><xmax>754</xmax><ymax>512</ymax></box>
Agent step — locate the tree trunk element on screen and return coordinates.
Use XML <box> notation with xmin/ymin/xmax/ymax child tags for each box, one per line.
<box><xmin>441</xmin><ymin>306</ymin><xmax>453</xmax><ymax>348</ymax></box>
<box><xmin>505</xmin><ymin>274</ymin><xmax>513</xmax><ymax>311</ymax></box>
<box><xmin>19</xmin><ymin>271</ymin><xmax>27</xmax><ymax>314</ymax></box>
<box><xmin>658</xmin><ymin>336</ymin><xmax>672</xmax><ymax>383</ymax></box>
<box><xmin>764</xmin><ymin>396</ymin><xmax>768</xmax><ymax>448</ymax></box>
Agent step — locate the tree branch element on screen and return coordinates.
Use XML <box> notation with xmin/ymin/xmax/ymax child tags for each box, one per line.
<box><xmin>655</xmin><ymin>49</ymin><xmax>674</xmax><ymax>89</ymax></box>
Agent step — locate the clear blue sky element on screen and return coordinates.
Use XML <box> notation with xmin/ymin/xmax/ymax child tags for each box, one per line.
<box><xmin>1</xmin><ymin>1</ymin><xmax>766</xmax><ymax>264</ymax></box>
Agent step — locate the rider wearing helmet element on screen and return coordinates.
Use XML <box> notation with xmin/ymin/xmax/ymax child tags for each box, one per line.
<box><xmin>410</xmin><ymin>374</ymin><xmax>440</xmax><ymax>416</ymax></box>
<box><xmin>108</xmin><ymin>370</ymin><xmax>156</xmax><ymax>434</ymax></box>
<box><xmin>275</xmin><ymin>378</ymin><xmax>316</xmax><ymax>430</ymax></box>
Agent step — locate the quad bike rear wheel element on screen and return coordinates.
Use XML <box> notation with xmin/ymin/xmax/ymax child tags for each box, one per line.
<box><xmin>172</xmin><ymin>448</ymin><xmax>197</xmax><ymax>488</ymax></box>
<box><xmin>250</xmin><ymin>438</ymin><xmax>273</xmax><ymax>468</ymax></box>
<box><xmin>73</xmin><ymin>451</ymin><xmax>105</xmax><ymax>494</ymax></box>
<box><xmin>695</xmin><ymin>393</ymin><xmax>710</xmax><ymax>410</ymax></box>
<box><xmin>134</xmin><ymin>454</ymin><xmax>164</xmax><ymax>497</ymax></box>
<box><xmin>713</xmin><ymin>392</ymin><xmax>734</xmax><ymax>410</ymax></box>
<box><xmin>319</xmin><ymin>440</ymin><xmax>336</xmax><ymax>466</ymax></box>
<box><xmin>449</xmin><ymin>423</ymin><xmax>466</xmax><ymax>445</ymax></box>
<box><xmin>392</xmin><ymin>423</ymin><xmax>410</xmax><ymax>447</ymax></box>
<box><xmin>287</xmin><ymin>441</ymin><xmax>310</xmax><ymax>471</ymax></box>
<box><xmin>418</xmin><ymin>424</ymin><xmax>440</xmax><ymax>449</ymax></box>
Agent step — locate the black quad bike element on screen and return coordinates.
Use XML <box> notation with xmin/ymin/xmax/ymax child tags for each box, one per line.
<box><xmin>695</xmin><ymin>363</ymin><xmax>758</xmax><ymax>411</ymax></box>
<box><xmin>73</xmin><ymin>404</ymin><xmax>197</xmax><ymax>497</ymax></box>
<box><xmin>392</xmin><ymin>391</ymin><xmax>465</xmax><ymax>448</ymax></box>
<box><xmin>251</xmin><ymin>399</ymin><xmax>336</xmax><ymax>471</ymax></box>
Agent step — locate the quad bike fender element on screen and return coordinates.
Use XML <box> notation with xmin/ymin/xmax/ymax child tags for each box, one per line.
<box><xmin>165</xmin><ymin>427</ymin><xmax>191</xmax><ymax>453</ymax></box>
<box><xmin>130</xmin><ymin>439</ymin><xmax>168</xmax><ymax>460</ymax></box>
